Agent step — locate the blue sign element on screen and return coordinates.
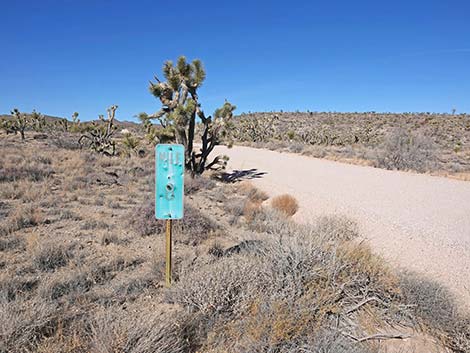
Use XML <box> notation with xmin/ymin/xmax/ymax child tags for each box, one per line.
<box><xmin>155</xmin><ymin>144</ymin><xmax>185</xmax><ymax>219</ymax></box>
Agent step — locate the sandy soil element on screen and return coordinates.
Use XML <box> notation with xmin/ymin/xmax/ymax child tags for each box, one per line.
<box><xmin>214</xmin><ymin>145</ymin><xmax>470</xmax><ymax>308</ymax></box>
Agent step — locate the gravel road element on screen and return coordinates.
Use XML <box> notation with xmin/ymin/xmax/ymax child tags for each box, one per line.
<box><xmin>214</xmin><ymin>145</ymin><xmax>470</xmax><ymax>307</ymax></box>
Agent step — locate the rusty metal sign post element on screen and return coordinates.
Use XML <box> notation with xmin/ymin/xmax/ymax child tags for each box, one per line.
<box><xmin>155</xmin><ymin>144</ymin><xmax>184</xmax><ymax>287</ymax></box>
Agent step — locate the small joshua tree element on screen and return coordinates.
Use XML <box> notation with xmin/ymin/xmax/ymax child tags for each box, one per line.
<box><xmin>72</xmin><ymin>112</ymin><xmax>80</xmax><ymax>124</ymax></box>
<box><xmin>30</xmin><ymin>110</ymin><xmax>46</xmax><ymax>132</ymax></box>
<box><xmin>147</xmin><ymin>56</ymin><xmax>236</xmax><ymax>175</ymax></box>
<box><xmin>69</xmin><ymin>112</ymin><xmax>82</xmax><ymax>133</ymax></box>
<box><xmin>121</xmin><ymin>130</ymin><xmax>140</xmax><ymax>157</ymax></box>
<box><xmin>78</xmin><ymin>105</ymin><xmax>118</xmax><ymax>156</ymax></box>
<box><xmin>10</xmin><ymin>108</ymin><xmax>29</xmax><ymax>140</ymax></box>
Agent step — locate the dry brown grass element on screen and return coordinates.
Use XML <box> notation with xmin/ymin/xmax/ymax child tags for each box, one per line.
<box><xmin>271</xmin><ymin>194</ymin><xmax>299</xmax><ymax>216</ymax></box>
<box><xmin>185</xmin><ymin>174</ymin><xmax>216</xmax><ymax>195</ymax></box>
<box><xmin>242</xmin><ymin>199</ymin><xmax>263</xmax><ymax>222</ymax></box>
<box><xmin>0</xmin><ymin>204</ymin><xmax>42</xmax><ymax>236</ymax></box>
<box><xmin>237</xmin><ymin>181</ymin><xmax>269</xmax><ymax>203</ymax></box>
<box><xmin>32</xmin><ymin>241</ymin><xmax>73</xmax><ymax>272</ymax></box>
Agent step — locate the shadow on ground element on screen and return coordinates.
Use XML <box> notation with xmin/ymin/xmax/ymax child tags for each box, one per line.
<box><xmin>219</xmin><ymin>168</ymin><xmax>267</xmax><ymax>183</ymax></box>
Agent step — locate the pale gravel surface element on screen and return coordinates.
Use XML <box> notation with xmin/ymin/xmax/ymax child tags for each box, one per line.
<box><xmin>214</xmin><ymin>145</ymin><xmax>470</xmax><ymax>308</ymax></box>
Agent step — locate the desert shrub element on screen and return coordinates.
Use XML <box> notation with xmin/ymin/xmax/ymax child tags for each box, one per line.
<box><xmin>107</xmin><ymin>199</ymin><xmax>123</xmax><ymax>209</ymax></box>
<box><xmin>175</xmin><ymin>203</ymin><xmax>220</xmax><ymax>245</ymax></box>
<box><xmin>0</xmin><ymin>296</ymin><xmax>63</xmax><ymax>352</ymax></box>
<box><xmin>242</xmin><ymin>199</ymin><xmax>263</xmax><ymax>222</ymax></box>
<box><xmin>238</xmin><ymin>182</ymin><xmax>269</xmax><ymax>203</ymax></box>
<box><xmin>128</xmin><ymin>201</ymin><xmax>165</xmax><ymax>237</ymax></box>
<box><xmin>399</xmin><ymin>273</ymin><xmax>470</xmax><ymax>352</ymax></box>
<box><xmin>39</xmin><ymin>270</ymin><xmax>94</xmax><ymax>300</ymax></box>
<box><xmin>90</xmin><ymin>309</ymin><xmax>200</xmax><ymax>353</ymax></box>
<box><xmin>100</xmin><ymin>233</ymin><xmax>121</xmax><ymax>246</ymax></box>
<box><xmin>0</xmin><ymin>236</ymin><xmax>25</xmax><ymax>252</ymax></box>
<box><xmin>271</xmin><ymin>194</ymin><xmax>299</xmax><ymax>216</ymax></box>
<box><xmin>32</xmin><ymin>242</ymin><xmax>72</xmax><ymax>272</ymax></box>
<box><xmin>375</xmin><ymin>128</ymin><xmax>437</xmax><ymax>172</ymax></box>
<box><xmin>0</xmin><ymin>295</ymin><xmax>89</xmax><ymax>352</ymax></box>
<box><xmin>223</xmin><ymin>184</ymin><xmax>269</xmax><ymax>224</ymax></box>
<box><xmin>111</xmin><ymin>273</ymin><xmax>157</xmax><ymax>299</ymax></box>
<box><xmin>184</xmin><ymin>175</ymin><xmax>216</xmax><ymax>195</ymax></box>
<box><xmin>129</xmin><ymin>201</ymin><xmax>218</xmax><ymax>244</ymax></box>
<box><xmin>0</xmin><ymin>180</ymin><xmax>49</xmax><ymax>201</ymax></box>
<box><xmin>169</xmin><ymin>221</ymin><xmax>405</xmax><ymax>351</ymax></box>
<box><xmin>50</xmin><ymin>134</ymin><xmax>82</xmax><ymax>150</ymax></box>
<box><xmin>207</xmin><ymin>241</ymin><xmax>224</xmax><ymax>257</ymax></box>
<box><xmin>315</xmin><ymin>215</ymin><xmax>359</xmax><ymax>241</ymax></box>
<box><xmin>0</xmin><ymin>163</ymin><xmax>54</xmax><ymax>183</ymax></box>
<box><xmin>0</xmin><ymin>273</ymin><xmax>39</xmax><ymax>301</ymax></box>
<box><xmin>246</xmin><ymin>206</ymin><xmax>292</xmax><ymax>234</ymax></box>
<box><xmin>33</xmin><ymin>319</ymin><xmax>90</xmax><ymax>353</ymax></box>
<box><xmin>169</xmin><ymin>254</ymin><xmax>259</xmax><ymax>317</ymax></box>
<box><xmin>287</xmin><ymin>141</ymin><xmax>304</xmax><ymax>153</ymax></box>
<box><xmin>265</xmin><ymin>140</ymin><xmax>288</xmax><ymax>151</ymax></box>
<box><xmin>58</xmin><ymin>209</ymin><xmax>81</xmax><ymax>221</ymax></box>
<box><xmin>0</xmin><ymin>205</ymin><xmax>42</xmax><ymax>236</ymax></box>
<box><xmin>226</xmin><ymin>310</ymin><xmax>377</xmax><ymax>353</ymax></box>
<box><xmin>89</xmin><ymin>255</ymin><xmax>144</xmax><ymax>285</ymax></box>
<box><xmin>223</xmin><ymin>198</ymin><xmax>246</xmax><ymax>225</ymax></box>
<box><xmin>223</xmin><ymin>240</ymin><xmax>265</xmax><ymax>257</ymax></box>
<box><xmin>80</xmin><ymin>219</ymin><xmax>109</xmax><ymax>230</ymax></box>
<box><xmin>297</xmin><ymin>330</ymin><xmax>377</xmax><ymax>353</ymax></box>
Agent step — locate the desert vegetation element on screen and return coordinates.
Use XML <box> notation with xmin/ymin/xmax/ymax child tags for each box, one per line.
<box><xmin>231</xmin><ymin>111</ymin><xmax>470</xmax><ymax>177</ymax></box>
<box><xmin>0</xmin><ymin>130</ymin><xmax>469</xmax><ymax>352</ymax></box>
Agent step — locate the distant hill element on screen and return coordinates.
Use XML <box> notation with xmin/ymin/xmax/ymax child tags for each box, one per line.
<box><xmin>0</xmin><ymin>113</ymin><xmax>64</xmax><ymax>122</ymax></box>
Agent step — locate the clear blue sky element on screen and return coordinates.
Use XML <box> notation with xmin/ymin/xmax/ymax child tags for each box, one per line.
<box><xmin>1</xmin><ymin>0</ymin><xmax>469</xmax><ymax>121</ymax></box>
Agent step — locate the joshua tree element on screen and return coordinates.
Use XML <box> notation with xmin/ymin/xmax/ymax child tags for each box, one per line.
<box><xmin>147</xmin><ymin>56</ymin><xmax>236</xmax><ymax>175</ymax></box>
<box><xmin>30</xmin><ymin>110</ymin><xmax>46</xmax><ymax>132</ymax></box>
<box><xmin>10</xmin><ymin>108</ymin><xmax>29</xmax><ymax>140</ymax></box>
<box><xmin>78</xmin><ymin>105</ymin><xmax>118</xmax><ymax>156</ymax></box>
<box><xmin>69</xmin><ymin>112</ymin><xmax>82</xmax><ymax>133</ymax></box>
<box><xmin>72</xmin><ymin>112</ymin><xmax>80</xmax><ymax>123</ymax></box>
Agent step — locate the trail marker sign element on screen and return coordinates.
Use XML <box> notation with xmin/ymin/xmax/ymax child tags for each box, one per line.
<box><xmin>155</xmin><ymin>144</ymin><xmax>184</xmax><ymax>219</ymax></box>
<box><xmin>155</xmin><ymin>144</ymin><xmax>184</xmax><ymax>287</ymax></box>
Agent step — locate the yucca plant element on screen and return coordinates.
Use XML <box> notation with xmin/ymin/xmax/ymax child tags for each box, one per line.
<box><xmin>78</xmin><ymin>105</ymin><xmax>118</xmax><ymax>156</ymax></box>
<box><xmin>121</xmin><ymin>131</ymin><xmax>140</xmax><ymax>157</ymax></box>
